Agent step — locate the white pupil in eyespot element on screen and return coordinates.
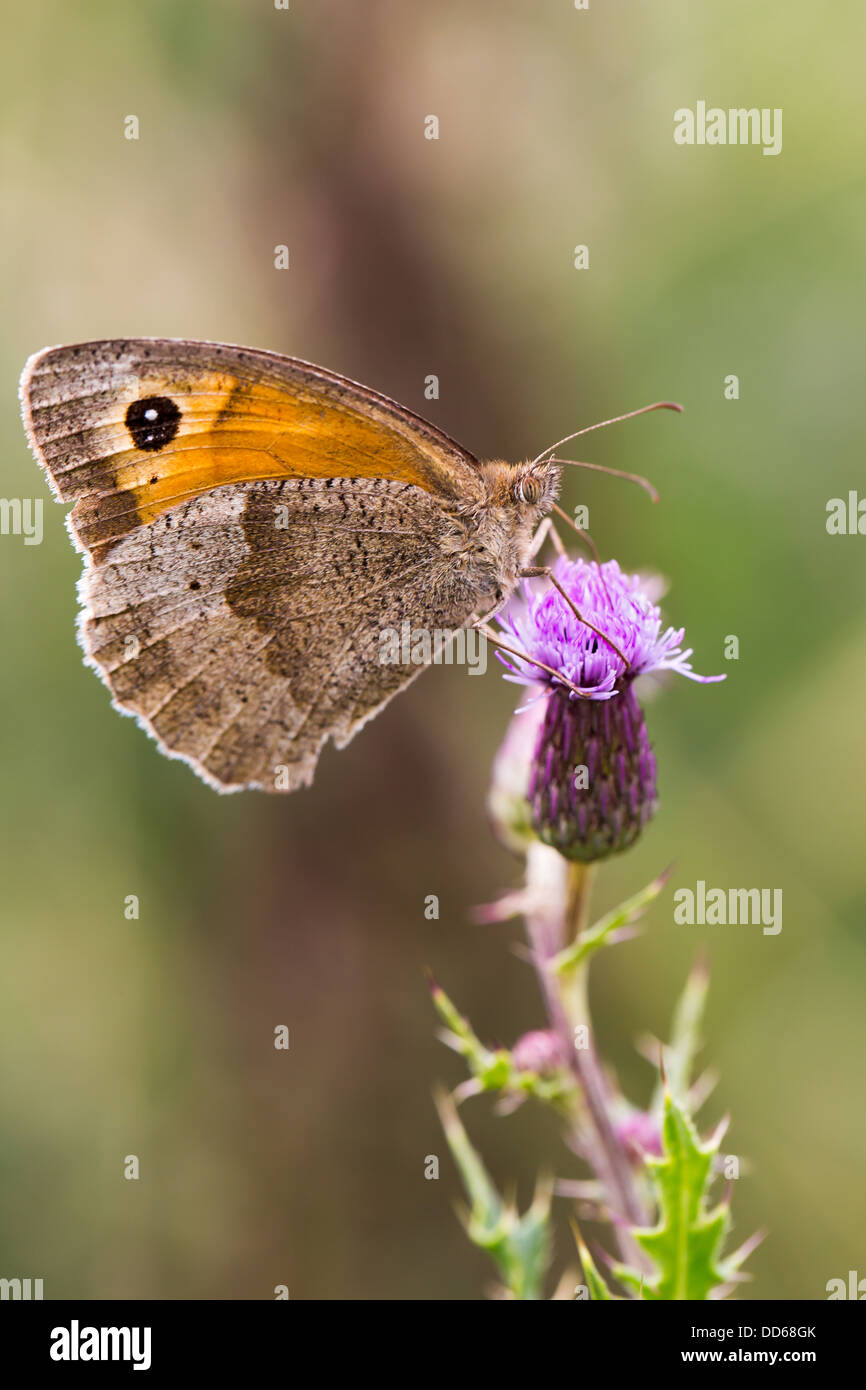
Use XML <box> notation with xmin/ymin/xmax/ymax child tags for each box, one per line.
<box><xmin>144</xmin><ymin>407</ymin><xmax>159</xmax><ymax>421</ymax></box>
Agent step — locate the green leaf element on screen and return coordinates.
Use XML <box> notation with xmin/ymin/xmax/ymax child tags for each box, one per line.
<box><xmin>649</xmin><ymin>956</ymin><xmax>710</xmax><ymax>1115</ymax></box>
<box><xmin>617</xmin><ymin>1089</ymin><xmax>728</xmax><ymax>1301</ymax></box>
<box><xmin>430</xmin><ymin>978</ymin><xmax>511</xmax><ymax>1090</ymax></box>
<box><xmin>552</xmin><ymin>866</ymin><xmax>672</xmax><ymax>976</ymax></box>
<box><xmin>430</xmin><ymin>978</ymin><xmax>572</xmax><ymax>1103</ymax></box>
<box><xmin>571</xmin><ymin>1222</ymin><xmax>620</xmax><ymax>1300</ymax></box>
<box><xmin>436</xmin><ymin>1090</ymin><xmax>552</xmax><ymax>1300</ymax></box>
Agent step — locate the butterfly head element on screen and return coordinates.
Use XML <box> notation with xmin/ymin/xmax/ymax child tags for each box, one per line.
<box><xmin>476</xmin><ymin>457</ymin><xmax>560</xmax><ymax>520</ymax></box>
<box><xmin>510</xmin><ymin>458</ymin><xmax>560</xmax><ymax>512</ymax></box>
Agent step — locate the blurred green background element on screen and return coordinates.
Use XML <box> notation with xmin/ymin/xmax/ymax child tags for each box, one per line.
<box><xmin>2</xmin><ymin>0</ymin><xmax>864</xmax><ymax>1300</ymax></box>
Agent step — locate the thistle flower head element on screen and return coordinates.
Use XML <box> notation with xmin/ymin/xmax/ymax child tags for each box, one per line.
<box><xmin>499</xmin><ymin>557</ymin><xmax>723</xmax><ymax>700</ymax></box>
<box><xmin>493</xmin><ymin>556</ymin><xmax>723</xmax><ymax>862</ymax></box>
<box><xmin>528</xmin><ymin>683</ymin><xmax>658</xmax><ymax>860</ymax></box>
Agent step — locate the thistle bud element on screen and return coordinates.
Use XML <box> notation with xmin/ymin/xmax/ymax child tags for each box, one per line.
<box><xmin>486</xmin><ymin>698</ymin><xmax>545</xmax><ymax>855</ymax></box>
<box><xmin>511</xmin><ymin>1029</ymin><xmax>568</xmax><ymax>1076</ymax></box>
<box><xmin>529</xmin><ymin>683</ymin><xmax>656</xmax><ymax>862</ymax></box>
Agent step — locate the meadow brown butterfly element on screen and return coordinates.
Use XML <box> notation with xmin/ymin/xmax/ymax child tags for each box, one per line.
<box><xmin>20</xmin><ymin>339</ymin><xmax>674</xmax><ymax>793</ymax></box>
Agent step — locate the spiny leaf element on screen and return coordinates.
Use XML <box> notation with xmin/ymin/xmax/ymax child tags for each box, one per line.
<box><xmin>435</xmin><ymin>1090</ymin><xmax>552</xmax><ymax>1300</ymax></box>
<box><xmin>552</xmin><ymin>866</ymin><xmax>672</xmax><ymax>975</ymax></box>
<box><xmin>429</xmin><ymin>977</ymin><xmax>571</xmax><ymax>1102</ymax></box>
<box><xmin>429</xmin><ymin>978</ymin><xmax>512</xmax><ymax>1090</ymax></box>
<box><xmin>617</xmin><ymin>1089</ymin><xmax>728</xmax><ymax>1300</ymax></box>
<box><xmin>649</xmin><ymin>955</ymin><xmax>710</xmax><ymax>1115</ymax></box>
<box><xmin>570</xmin><ymin>1221</ymin><xmax>621</xmax><ymax>1300</ymax></box>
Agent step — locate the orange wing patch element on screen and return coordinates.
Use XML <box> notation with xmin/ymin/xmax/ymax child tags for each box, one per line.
<box><xmin>20</xmin><ymin>339</ymin><xmax>483</xmax><ymax>559</ymax></box>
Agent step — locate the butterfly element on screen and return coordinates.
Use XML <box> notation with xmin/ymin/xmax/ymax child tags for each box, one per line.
<box><xmin>20</xmin><ymin>339</ymin><xmax>672</xmax><ymax>793</ymax></box>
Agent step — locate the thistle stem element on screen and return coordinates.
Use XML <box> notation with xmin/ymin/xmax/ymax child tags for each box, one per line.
<box><xmin>524</xmin><ymin>847</ymin><xmax>651</xmax><ymax>1271</ymax></box>
<box><xmin>564</xmin><ymin>866</ymin><xmax>650</xmax><ymax>1233</ymax></box>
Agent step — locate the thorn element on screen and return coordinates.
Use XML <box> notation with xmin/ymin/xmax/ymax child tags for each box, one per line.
<box><xmin>649</xmin><ymin>862</ymin><xmax>676</xmax><ymax>895</ymax></box>
<box><xmin>727</xmin><ymin>1227</ymin><xmax>768</xmax><ymax>1270</ymax></box>
<box><xmin>635</xmin><ymin>1030</ymin><xmax>663</xmax><ymax>1064</ymax></box>
<box><xmin>688</xmin><ymin>1067</ymin><xmax>719</xmax><ymax>1112</ymax></box>
<box><xmin>472</xmin><ymin>889</ymin><xmax>528</xmax><ymax>924</ymax></box>
<box><xmin>510</xmin><ymin>942</ymin><xmax>536</xmax><ymax>966</ymax></box>
<box><xmin>691</xmin><ymin>947</ymin><xmax>712</xmax><ymax>981</ymax></box>
<box><xmin>606</xmin><ymin>925</ymin><xmax>643</xmax><ymax>946</ymax></box>
<box><xmin>555</xmin><ymin>1178</ymin><xmax>606</xmax><ymax>1200</ymax></box>
<box><xmin>590</xmin><ymin>1238</ymin><xmax>620</xmax><ymax>1271</ymax></box>
<box><xmin>453</xmin><ymin>1078</ymin><xmax>483</xmax><ymax>1104</ymax></box>
<box><xmin>706</xmin><ymin>1113</ymin><xmax>730</xmax><ymax>1149</ymax></box>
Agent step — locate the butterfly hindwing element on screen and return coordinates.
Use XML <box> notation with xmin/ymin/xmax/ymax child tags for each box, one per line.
<box><xmin>78</xmin><ymin>475</ymin><xmax>482</xmax><ymax>792</ymax></box>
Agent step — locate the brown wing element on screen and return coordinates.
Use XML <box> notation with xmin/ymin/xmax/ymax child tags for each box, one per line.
<box><xmin>20</xmin><ymin>338</ymin><xmax>484</xmax><ymax>564</ymax></box>
<box><xmin>76</xmin><ymin>476</ymin><xmax>483</xmax><ymax>793</ymax></box>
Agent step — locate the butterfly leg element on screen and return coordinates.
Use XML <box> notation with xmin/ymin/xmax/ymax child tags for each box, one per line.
<box><xmin>473</xmin><ymin>621</ymin><xmax>595</xmax><ymax>698</ymax></box>
<box><xmin>469</xmin><ymin>594</ymin><xmax>510</xmax><ymax>627</ymax></box>
<box><xmin>528</xmin><ymin>515</ymin><xmax>566</xmax><ymax>560</ymax></box>
<box><xmin>518</xmin><ymin>565</ymin><xmax>630</xmax><ymax>669</ymax></box>
<box><xmin>549</xmin><ymin>502</ymin><xmax>604</xmax><ymax>565</ymax></box>
<box><xmin>539</xmin><ymin>508</ymin><xmax>619</xmax><ymax>612</ymax></box>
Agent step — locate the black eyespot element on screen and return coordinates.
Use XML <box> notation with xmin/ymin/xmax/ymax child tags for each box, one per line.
<box><xmin>126</xmin><ymin>395</ymin><xmax>181</xmax><ymax>452</ymax></box>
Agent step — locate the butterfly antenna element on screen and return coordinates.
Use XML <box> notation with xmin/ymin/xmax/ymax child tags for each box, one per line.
<box><xmin>551</xmin><ymin>456</ymin><xmax>660</xmax><ymax>504</ymax></box>
<box><xmin>550</xmin><ymin>503</ymin><xmax>602</xmax><ymax>566</ymax></box>
<box><xmin>530</xmin><ymin>400</ymin><xmax>682</xmax><ymax>467</ymax></box>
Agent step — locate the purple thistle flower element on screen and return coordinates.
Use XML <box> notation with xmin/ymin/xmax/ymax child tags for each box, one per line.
<box><xmin>495</xmin><ymin>557</ymin><xmax>723</xmax><ymax>862</ymax></box>
<box><xmin>499</xmin><ymin>557</ymin><xmax>723</xmax><ymax>700</ymax></box>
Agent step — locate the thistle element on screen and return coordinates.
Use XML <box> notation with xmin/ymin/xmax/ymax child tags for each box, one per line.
<box><xmin>497</xmin><ymin>557</ymin><xmax>722</xmax><ymax>861</ymax></box>
<box><xmin>433</xmin><ymin>549</ymin><xmax>756</xmax><ymax>1300</ymax></box>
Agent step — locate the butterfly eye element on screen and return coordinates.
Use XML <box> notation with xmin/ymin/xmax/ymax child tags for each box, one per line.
<box><xmin>516</xmin><ymin>475</ymin><xmax>542</xmax><ymax>505</ymax></box>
